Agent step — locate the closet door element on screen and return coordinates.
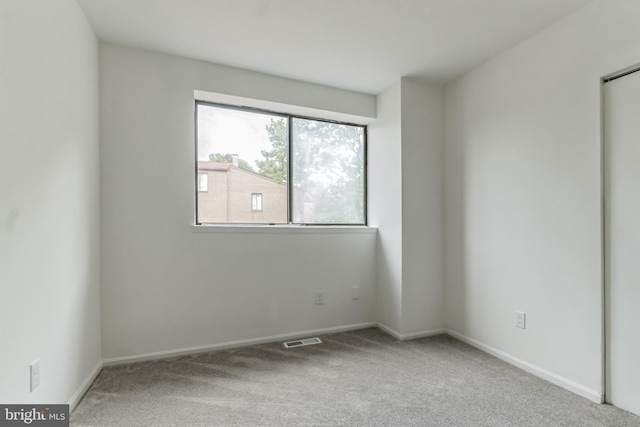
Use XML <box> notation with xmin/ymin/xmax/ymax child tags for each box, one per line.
<box><xmin>604</xmin><ymin>69</ymin><xmax>640</xmax><ymax>416</ymax></box>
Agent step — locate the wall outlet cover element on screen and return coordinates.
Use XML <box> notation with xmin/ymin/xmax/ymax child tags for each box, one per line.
<box><xmin>515</xmin><ymin>311</ymin><xmax>526</xmax><ymax>329</ymax></box>
<box><xmin>30</xmin><ymin>359</ymin><xmax>40</xmax><ymax>392</ymax></box>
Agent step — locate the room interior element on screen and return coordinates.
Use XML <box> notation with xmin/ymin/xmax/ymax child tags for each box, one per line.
<box><xmin>2</xmin><ymin>0</ymin><xmax>640</xmax><ymax>421</ymax></box>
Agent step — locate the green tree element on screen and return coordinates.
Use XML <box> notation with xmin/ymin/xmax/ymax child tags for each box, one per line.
<box><xmin>290</xmin><ymin>119</ymin><xmax>365</xmax><ymax>223</ymax></box>
<box><xmin>259</xmin><ymin>117</ymin><xmax>365</xmax><ymax>223</ymax></box>
<box><xmin>208</xmin><ymin>153</ymin><xmax>255</xmax><ymax>173</ymax></box>
<box><xmin>255</xmin><ymin>118</ymin><xmax>288</xmax><ymax>183</ymax></box>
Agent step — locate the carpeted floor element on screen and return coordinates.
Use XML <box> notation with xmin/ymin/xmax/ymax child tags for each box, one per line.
<box><xmin>71</xmin><ymin>328</ymin><xmax>640</xmax><ymax>426</ymax></box>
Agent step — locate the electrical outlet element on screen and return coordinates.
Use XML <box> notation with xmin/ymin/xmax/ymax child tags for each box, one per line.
<box><xmin>315</xmin><ymin>291</ymin><xmax>324</xmax><ymax>305</ymax></box>
<box><xmin>515</xmin><ymin>311</ymin><xmax>526</xmax><ymax>329</ymax></box>
<box><xmin>30</xmin><ymin>359</ymin><xmax>40</xmax><ymax>392</ymax></box>
<box><xmin>351</xmin><ymin>287</ymin><xmax>360</xmax><ymax>300</ymax></box>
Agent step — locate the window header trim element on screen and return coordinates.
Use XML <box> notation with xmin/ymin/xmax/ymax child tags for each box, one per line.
<box><xmin>194</xmin><ymin>90</ymin><xmax>374</xmax><ymax>125</ymax></box>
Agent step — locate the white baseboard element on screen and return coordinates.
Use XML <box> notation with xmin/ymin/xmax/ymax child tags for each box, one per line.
<box><xmin>69</xmin><ymin>361</ymin><xmax>103</xmax><ymax>412</ymax></box>
<box><xmin>103</xmin><ymin>322</ymin><xmax>377</xmax><ymax>366</ymax></box>
<box><xmin>445</xmin><ymin>329</ymin><xmax>603</xmax><ymax>404</ymax></box>
<box><xmin>376</xmin><ymin>323</ymin><xmax>446</xmax><ymax>341</ymax></box>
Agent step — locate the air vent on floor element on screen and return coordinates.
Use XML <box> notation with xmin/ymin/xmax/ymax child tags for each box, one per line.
<box><xmin>283</xmin><ymin>337</ymin><xmax>322</xmax><ymax>348</ymax></box>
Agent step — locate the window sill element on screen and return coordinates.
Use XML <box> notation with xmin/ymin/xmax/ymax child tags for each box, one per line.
<box><xmin>191</xmin><ymin>224</ymin><xmax>378</xmax><ymax>235</ymax></box>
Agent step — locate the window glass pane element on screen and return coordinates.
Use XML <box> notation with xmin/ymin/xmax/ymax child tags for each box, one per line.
<box><xmin>196</xmin><ymin>104</ymin><xmax>288</xmax><ymax>223</ymax></box>
<box><xmin>251</xmin><ymin>193</ymin><xmax>263</xmax><ymax>211</ymax></box>
<box><xmin>291</xmin><ymin>118</ymin><xmax>365</xmax><ymax>224</ymax></box>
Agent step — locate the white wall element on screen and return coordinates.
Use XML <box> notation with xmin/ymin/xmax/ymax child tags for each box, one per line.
<box><xmin>369</xmin><ymin>78</ymin><xmax>445</xmax><ymax>336</ymax></box>
<box><xmin>401</xmin><ymin>79</ymin><xmax>445</xmax><ymax>334</ymax></box>
<box><xmin>0</xmin><ymin>0</ymin><xmax>101</xmax><ymax>406</ymax></box>
<box><xmin>444</xmin><ymin>0</ymin><xmax>640</xmax><ymax>400</ymax></box>
<box><xmin>99</xmin><ymin>44</ymin><xmax>377</xmax><ymax>360</ymax></box>
<box><xmin>369</xmin><ymin>82</ymin><xmax>403</xmax><ymax>332</ymax></box>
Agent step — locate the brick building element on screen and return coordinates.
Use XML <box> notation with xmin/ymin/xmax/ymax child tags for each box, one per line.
<box><xmin>197</xmin><ymin>160</ymin><xmax>287</xmax><ymax>223</ymax></box>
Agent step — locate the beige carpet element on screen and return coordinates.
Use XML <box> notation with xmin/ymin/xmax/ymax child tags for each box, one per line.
<box><xmin>71</xmin><ymin>328</ymin><xmax>639</xmax><ymax>426</ymax></box>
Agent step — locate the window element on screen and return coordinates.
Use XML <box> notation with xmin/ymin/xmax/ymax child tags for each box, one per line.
<box><xmin>198</xmin><ymin>173</ymin><xmax>208</xmax><ymax>192</ymax></box>
<box><xmin>251</xmin><ymin>193</ymin><xmax>263</xmax><ymax>211</ymax></box>
<box><xmin>195</xmin><ymin>101</ymin><xmax>366</xmax><ymax>225</ymax></box>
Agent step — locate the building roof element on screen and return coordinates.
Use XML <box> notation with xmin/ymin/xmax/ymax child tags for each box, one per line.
<box><xmin>198</xmin><ymin>161</ymin><xmax>286</xmax><ymax>186</ymax></box>
<box><xmin>197</xmin><ymin>161</ymin><xmax>231</xmax><ymax>171</ymax></box>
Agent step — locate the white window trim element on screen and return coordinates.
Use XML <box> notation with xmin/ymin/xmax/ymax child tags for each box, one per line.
<box><xmin>191</xmin><ymin>224</ymin><xmax>377</xmax><ymax>234</ymax></box>
<box><xmin>194</xmin><ymin>90</ymin><xmax>374</xmax><ymax>126</ymax></box>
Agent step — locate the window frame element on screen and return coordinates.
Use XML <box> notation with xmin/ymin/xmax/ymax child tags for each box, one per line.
<box><xmin>195</xmin><ymin>100</ymin><xmax>367</xmax><ymax>226</ymax></box>
<box><xmin>197</xmin><ymin>173</ymin><xmax>208</xmax><ymax>192</ymax></box>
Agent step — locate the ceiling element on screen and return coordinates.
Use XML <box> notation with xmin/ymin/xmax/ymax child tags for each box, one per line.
<box><xmin>76</xmin><ymin>0</ymin><xmax>593</xmax><ymax>94</ymax></box>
